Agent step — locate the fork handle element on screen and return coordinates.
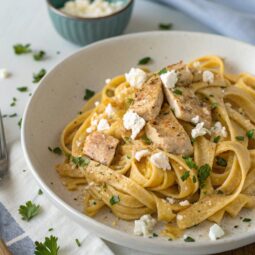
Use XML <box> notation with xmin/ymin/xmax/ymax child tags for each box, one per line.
<box><xmin>0</xmin><ymin>240</ymin><xmax>12</xmax><ymax>255</ymax></box>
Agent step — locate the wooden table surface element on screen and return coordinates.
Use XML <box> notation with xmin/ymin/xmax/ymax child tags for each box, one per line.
<box><xmin>219</xmin><ymin>243</ymin><xmax>255</xmax><ymax>255</ymax></box>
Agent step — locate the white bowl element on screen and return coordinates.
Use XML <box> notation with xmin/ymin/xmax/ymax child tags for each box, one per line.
<box><xmin>21</xmin><ymin>31</ymin><xmax>255</xmax><ymax>255</ymax></box>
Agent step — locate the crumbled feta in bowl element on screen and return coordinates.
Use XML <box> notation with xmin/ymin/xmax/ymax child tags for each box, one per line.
<box><xmin>61</xmin><ymin>0</ymin><xmax>127</xmax><ymax>18</ymax></box>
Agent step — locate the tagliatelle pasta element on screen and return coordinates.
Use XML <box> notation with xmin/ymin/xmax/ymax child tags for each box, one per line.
<box><xmin>56</xmin><ymin>56</ymin><xmax>255</xmax><ymax>238</ymax></box>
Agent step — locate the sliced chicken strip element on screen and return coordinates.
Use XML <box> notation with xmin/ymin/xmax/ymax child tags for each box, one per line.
<box><xmin>83</xmin><ymin>132</ymin><xmax>119</xmax><ymax>166</ymax></box>
<box><xmin>164</xmin><ymin>87</ymin><xmax>212</xmax><ymax>128</ymax></box>
<box><xmin>129</xmin><ymin>75</ymin><xmax>163</xmax><ymax>121</ymax></box>
<box><xmin>145</xmin><ymin>104</ymin><xmax>193</xmax><ymax>156</ymax></box>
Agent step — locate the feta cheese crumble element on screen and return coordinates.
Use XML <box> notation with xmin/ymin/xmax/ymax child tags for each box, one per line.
<box><xmin>61</xmin><ymin>0</ymin><xmax>125</xmax><ymax>18</ymax></box>
<box><xmin>105</xmin><ymin>78</ymin><xmax>111</xmax><ymax>84</ymax></box>
<box><xmin>209</xmin><ymin>224</ymin><xmax>225</xmax><ymax>241</ymax></box>
<box><xmin>105</xmin><ymin>103</ymin><xmax>115</xmax><ymax>118</ymax></box>
<box><xmin>97</xmin><ymin>118</ymin><xmax>110</xmax><ymax>131</ymax></box>
<box><xmin>177</xmin><ymin>214</ymin><xmax>184</xmax><ymax>221</ymax></box>
<box><xmin>94</xmin><ymin>101</ymin><xmax>100</xmax><ymax>107</ymax></box>
<box><xmin>179</xmin><ymin>200</ymin><xmax>190</xmax><ymax>206</ymax></box>
<box><xmin>0</xmin><ymin>69</ymin><xmax>10</xmax><ymax>79</ymax></box>
<box><xmin>191</xmin><ymin>115</ymin><xmax>200</xmax><ymax>124</ymax></box>
<box><xmin>134</xmin><ymin>214</ymin><xmax>157</xmax><ymax>237</ymax></box>
<box><xmin>202</xmin><ymin>70</ymin><xmax>214</xmax><ymax>84</ymax></box>
<box><xmin>166</xmin><ymin>197</ymin><xmax>175</xmax><ymax>204</ymax></box>
<box><xmin>192</xmin><ymin>61</ymin><xmax>201</xmax><ymax>68</ymax></box>
<box><xmin>86</xmin><ymin>127</ymin><xmax>93</xmax><ymax>133</ymax></box>
<box><xmin>191</xmin><ymin>122</ymin><xmax>210</xmax><ymax>139</ymax></box>
<box><xmin>150</xmin><ymin>152</ymin><xmax>171</xmax><ymax>170</ymax></box>
<box><xmin>135</xmin><ymin>149</ymin><xmax>150</xmax><ymax>161</ymax></box>
<box><xmin>211</xmin><ymin>121</ymin><xmax>228</xmax><ymax>138</ymax></box>
<box><xmin>160</xmin><ymin>70</ymin><xmax>178</xmax><ymax>89</ymax></box>
<box><xmin>125</xmin><ymin>68</ymin><xmax>147</xmax><ymax>89</ymax></box>
<box><xmin>123</xmin><ymin>111</ymin><xmax>146</xmax><ymax>139</ymax></box>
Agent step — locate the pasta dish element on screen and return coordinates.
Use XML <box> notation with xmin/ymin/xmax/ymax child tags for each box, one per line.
<box><xmin>56</xmin><ymin>56</ymin><xmax>255</xmax><ymax>240</ymax></box>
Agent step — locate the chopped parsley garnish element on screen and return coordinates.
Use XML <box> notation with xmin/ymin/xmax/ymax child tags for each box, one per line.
<box><xmin>184</xmin><ymin>236</ymin><xmax>195</xmax><ymax>242</ymax></box>
<box><xmin>141</xmin><ymin>134</ymin><xmax>152</xmax><ymax>145</ymax></box>
<box><xmin>109</xmin><ymin>195</ymin><xmax>120</xmax><ymax>205</ymax></box>
<box><xmin>234</xmin><ymin>225</ymin><xmax>238</xmax><ymax>229</ymax></box>
<box><xmin>158</xmin><ymin>68</ymin><xmax>167</xmax><ymax>75</ymax></box>
<box><xmin>192</xmin><ymin>175</ymin><xmax>197</xmax><ymax>183</ymax></box>
<box><xmin>7</xmin><ymin>113</ymin><xmax>17</xmax><ymax>118</ymax></box>
<box><xmin>243</xmin><ymin>218</ymin><xmax>251</xmax><ymax>222</ymax></box>
<box><xmin>48</xmin><ymin>147</ymin><xmax>62</xmax><ymax>155</ymax></box>
<box><xmin>19</xmin><ymin>201</ymin><xmax>40</xmax><ymax>221</ymax></box>
<box><xmin>123</xmin><ymin>136</ymin><xmax>132</xmax><ymax>144</ymax></box>
<box><xmin>34</xmin><ymin>235</ymin><xmax>59</xmax><ymax>255</ymax></box>
<box><xmin>83</xmin><ymin>89</ymin><xmax>95</xmax><ymax>100</ymax></box>
<box><xmin>159</xmin><ymin>23</ymin><xmax>173</xmax><ymax>30</ymax></box>
<box><xmin>211</xmin><ymin>102</ymin><xmax>218</xmax><ymax>110</ymax></box>
<box><xmin>152</xmin><ymin>233</ymin><xmax>158</xmax><ymax>237</ymax></box>
<box><xmin>127</xmin><ymin>98</ymin><xmax>134</xmax><ymax>106</ymax></box>
<box><xmin>13</xmin><ymin>43</ymin><xmax>31</xmax><ymax>55</ymax></box>
<box><xmin>38</xmin><ymin>189</ymin><xmax>43</xmax><ymax>195</ymax></box>
<box><xmin>138</xmin><ymin>57</ymin><xmax>152</xmax><ymax>65</ymax></box>
<box><xmin>18</xmin><ymin>118</ymin><xmax>22</xmax><ymax>128</ymax></box>
<box><xmin>75</xmin><ymin>238</ymin><xmax>81</xmax><ymax>247</ymax></box>
<box><xmin>236</xmin><ymin>136</ymin><xmax>244</xmax><ymax>141</ymax></box>
<box><xmin>106</xmin><ymin>89</ymin><xmax>114</xmax><ymax>97</ymax></box>
<box><xmin>17</xmin><ymin>86</ymin><xmax>28</xmax><ymax>92</ymax></box>
<box><xmin>213</xmin><ymin>136</ymin><xmax>220</xmax><ymax>143</ymax></box>
<box><xmin>33</xmin><ymin>69</ymin><xmax>46</xmax><ymax>83</ymax></box>
<box><xmin>10</xmin><ymin>97</ymin><xmax>17</xmax><ymax>107</ymax></box>
<box><xmin>48</xmin><ymin>228</ymin><xmax>54</xmax><ymax>232</ymax></box>
<box><xmin>246</xmin><ymin>129</ymin><xmax>254</xmax><ymax>139</ymax></box>
<box><xmin>71</xmin><ymin>156</ymin><xmax>90</xmax><ymax>167</ymax></box>
<box><xmin>198</xmin><ymin>164</ymin><xmax>211</xmax><ymax>188</ymax></box>
<box><xmin>182</xmin><ymin>156</ymin><xmax>198</xmax><ymax>169</ymax></box>
<box><xmin>33</xmin><ymin>51</ymin><xmax>45</xmax><ymax>61</ymax></box>
<box><xmin>216</xmin><ymin>157</ymin><xmax>227</xmax><ymax>167</ymax></box>
<box><xmin>173</xmin><ymin>89</ymin><xmax>182</xmax><ymax>95</ymax></box>
<box><xmin>181</xmin><ymin>171</ymin><xmax>190</xmax><ymax>181</ymax></box>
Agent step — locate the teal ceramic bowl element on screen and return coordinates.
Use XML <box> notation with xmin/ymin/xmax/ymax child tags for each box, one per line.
<box><xmin>46</xmin><ymin>0</ymin><xmax>134</xmax><ymax>46</ymax></box>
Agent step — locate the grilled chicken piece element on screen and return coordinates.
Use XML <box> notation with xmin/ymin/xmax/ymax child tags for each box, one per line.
<box><xmin>83</xmin><ymin>132</ymin><xmax>119</xmax><ymax>166</ymax></box>
<box><xmin>164</xmin><ymin>87</ymin><xmax>212</xmax><ymax>128</ymax></box>
<box><xmin>167</xmin><ymin>61</ymin><xmax>194</xmax><ymax>87</ymax></box>
<box><xmin>145</xmin><ymin>104</ymin><xmax>193</xmax><ymax>156</ymax></box>
<box><xmin>129</xmin><ymin>75</ymin><xmax>163</xmax><ymax>121</ymax></box>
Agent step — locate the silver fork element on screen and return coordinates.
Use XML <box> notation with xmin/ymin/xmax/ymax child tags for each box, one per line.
<box><xmin>0</xmin><ymin>110</ymin><xmax>8</xmax><ymax>178</ymax></box>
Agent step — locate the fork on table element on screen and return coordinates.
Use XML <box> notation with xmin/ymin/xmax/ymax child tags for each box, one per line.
<box><xmin>0</xmin><ymin>110</ymin><xmax>12</xmax><ymax>255</ymax></box>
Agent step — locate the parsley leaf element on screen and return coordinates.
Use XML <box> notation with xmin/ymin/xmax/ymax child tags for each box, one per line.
<box><xmin>10</xmin><ymin>97</ymin><xmax>17</xmax><ymax>107</ymax></box>
<box><xmin>84</xmin><ymin>89</ymin><xmax>95</xmax><ymax>100</ymax></box>
<box><xmin>211</xmin><ymin>102</ymin><xmax>218</xmax><ymax>110</ymax></box>
<box><xmin>9</xmin><ymin>113</ymin><xmax>17</xmax><ymax>118</ymax></box>
<box><xmin>38</xmin><ymin>189</ymin><xmax>43</xmax><ymax>195</ymax></box>
<box><xmin>243</xmin><ymin>218</ymin><xmax>251</xmax><ymax>222</ymax></box>
<box><xmin>158</xmin><ymin>68</ymin><xmax>167</xmax><ymax>75</ymax></box>
<box><xmin>17</xmin><ymin>86</ymin><xmax>28</xmax><ymax>92</ymax></box>
<box><xmin>75</xmin><ymin>238</ymin><xmax>81</xmax><ymax>247</ymax></box>
<box><xmin>182</xmin><ymin>156</ymin><xmax>198</xmax><ymax>169</ymax></box>
<box><xmin>48</xmin><ymin>147</ymin><xmax>62</xmax><ymax>155</ymax></box>
<box><xmin>33</xmin><ymin>51</ymin><xmax>45</xmax><ymax>61</ymax></box>
<box><xmin>246</xmin><ymin>129</ymin><xmax>254</xmax><ymax>139</ymax></box>
<box><xmin>13</xmin><ymin>43</ymin><xmax>31</xmax><ymax>55</ymax></box>
<box><xmin>71</xmin><ymin>156</ymin><xmax>90</xmax><ymax>167</ymax></box>
<box><xmin>138</xmin><ymin>57</ymin><xmax>152</xmax><ymax>65</ymax></box>
<box><xmin>34</xmin><ymin>235</ymin><xmax>60</xmax><ymax>255</ymax></box>
<box><xmin>198</xmin><ymin>164</ymin><xmax>211</xmax><ymax>188</ymax></box>
<box><xmin>33</xmin><ymin>69</ymin><xmax>46</xmax><ymax>83</ymax></box>
<box><xmin>127</xmin><ymin>98</ymin><xmax>134</xmax><ymax>106</ymax></box>
<box><xmin>141</xmin><ymin>134</ymin><xmax>152</xmax><ymax>145</ymax></box>
<box><xmin>184</xmin><ymin>236</ymin><xmax>195</xmax><ymax>242</ymax></box>
<box><xmin>173</xmin><ymin>89</ymin><xmax>182</xmax><ymax>95</ymax></box>
<box><xmin>159</xmin><ymin>23</ymin><xmax>173</xmax><ymax>30</ymax></box>
<box><xmin>213</xmin><ymin>136</ymin><xmax>220</xmax><ymax>143</ymax></box>
<box><xmin>216</xmin><ymin>157</ymin><xmax>227</xmax><ymax>167</ymax></box>
<box><xmin>19</xmin><ymin>201</ymin><xmax>40</xmax><ymax>221</ymax></box>
<box><xmin>192</xmin><ymin>175</ymin><xmax>197</xmax><ymax>183</ymax></box>
<box><xmin>18</xmin><ymin>118</ymin><xmax>22</xmax><ymax>128</ymax></box>
<box><xmin>236</xmin><ymin>136</ymin><xmax>244</xmax><ymax>141</ymax></box>
<box><xmin>181</xmin><ymin>171</ymin><xmax>190</xmax><ymax>181</ymax></box>
<box><xmin>110</xmin><ymin>195</ymin><xmax>120</xmax><ymax>205</ymax></box>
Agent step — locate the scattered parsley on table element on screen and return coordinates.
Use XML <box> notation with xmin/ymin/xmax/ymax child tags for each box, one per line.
<box><xmin>159</xmin><ymin>23</ymin><xmax>173</xmax><ymax>30</ymax></box>
<box><xmin>138</xmin><ymin>57</ymin><xmax>152</xmax><ymax>65</ymax></box>
<box><xmin>84</xmin><ymin>89</ymin><xmax>95</xmax><ymax>100</ymax></box>
<box><xmin>33</xmin><ymin>50</ymin><xmax>45</xmax><ymax>61</ymax></box>
<box><xmin>19</xmin><ymin>201</ymin><xmax>40</xmax><ymax>221</ymax></box>
<box><xmin>34</xmin><ymin>235</ymin><xmax>60</xmax><ymax>255</ymax></box>
<box><xmin>13</xmin><ymin>43</ymin><xmax>31</xmax><ymax>55</ymax></box>
<box><xmin>33</xmin><ymin>69</ymin><xmax>46</xmax><ymax>83</ymax></box>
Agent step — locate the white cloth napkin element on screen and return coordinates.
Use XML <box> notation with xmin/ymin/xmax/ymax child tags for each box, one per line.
<box><xmin>0</xmin><ymin>141</ymin><xmax>114</xmax><ymax>255</ymax></box>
